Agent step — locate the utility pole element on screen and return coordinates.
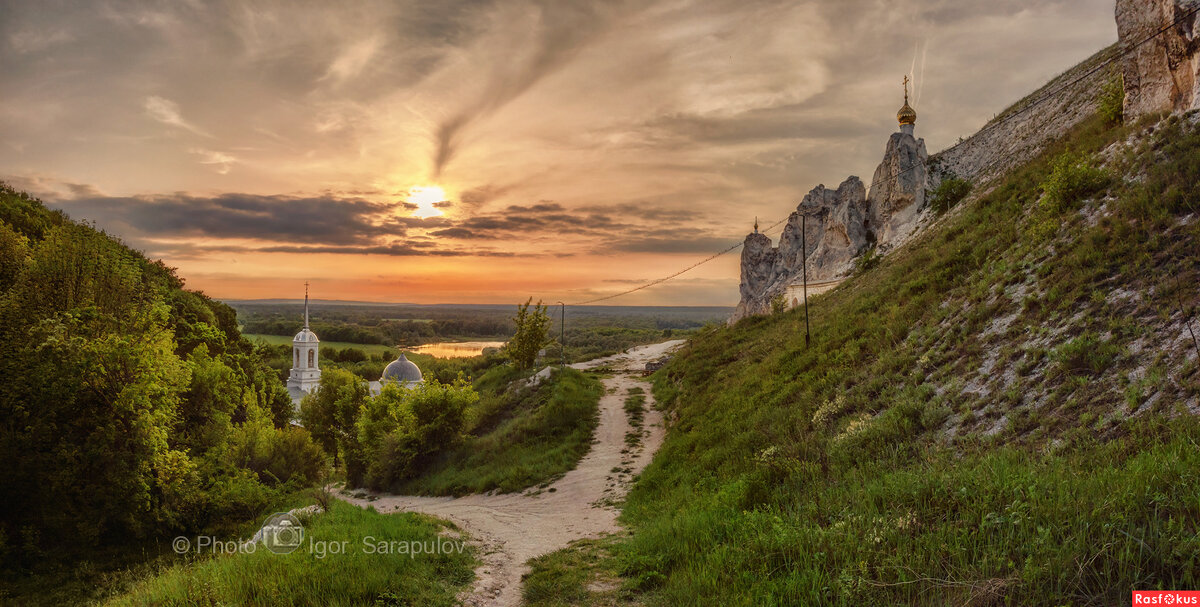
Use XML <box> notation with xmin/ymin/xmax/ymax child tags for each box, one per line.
<box><xmin>802</xmin><ymin>214</ymin><xmax>810</xmax><ymax>348</ymax></box>
<box><xmin>555</xmin><ymin>301</ymin><xmax>565</xmax><ymax>367</ymax></box>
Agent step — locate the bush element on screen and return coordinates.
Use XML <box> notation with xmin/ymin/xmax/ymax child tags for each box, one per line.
<box><xmin>1052</xmin><ymin>333</ymin><xmax>1122</xmax><ymax>378</ymax></box>
<box><xmin>1098</xmin><ymin>73</ymin><xmax>1124</xmax><ymax>126</ymax></box>
<box><xmin>853</xmin><ymin>246</ymin><xmax>880</xmax><ymax>276</ymax></box>
<box><xmin>227</xmin><ymin>422</ymin><xmax>327</xmax><ymax>486</ymax></box>
<box><xmin>930</xmin><ymin>176</ymin><xmax>972</xmax><ymax>215</ymax></box>
<box><xmin>508</xmin><ymin>298</ymin><xmax>551</xmax><ymax>370</ymax></box>
<box><xmin>358</xmin><ymin>379</ymin><xmax>478</xmax><ymax>491</ymax></box>
<box><xmin>770</xmin><ymin>292</ymin><xmax>787</xmax><ymax>314</ymax></box>
<box><xmin>400</xmin><ymin>368</ymin><xmax>603</xmax><ymax>495</ymax></box>
<box><xmin>1040</xmin><ymin>150</ymin><xmax>1110</xmax><ymax>212</ymax></box>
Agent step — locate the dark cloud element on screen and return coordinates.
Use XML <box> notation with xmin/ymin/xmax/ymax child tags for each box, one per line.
<box><xmin>56</xmin><ymin>192</ymin><xmax>399</xmax><ymax>245</ymax></box>
<box><xmin>165</xmin><ymin>241</ymin><xmax>517</xmax><ymax>258</ymax></box>
<box><xmin>429</xmin><ymin>227</ymin><xmax>489</xmax><ymax>239</ymax></box>
<box><xmin>606</xmin><ymin>233</ymin><xmax>737</xmax><ymax>255</ymax></box>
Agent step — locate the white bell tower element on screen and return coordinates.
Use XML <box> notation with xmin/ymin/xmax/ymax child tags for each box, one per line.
<box><xmin>286</xmin><ymin>281</ymin><xmax>321</xmax><ymax>398</ymax></box>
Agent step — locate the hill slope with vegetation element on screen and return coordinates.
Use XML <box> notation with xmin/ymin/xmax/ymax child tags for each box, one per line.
<box><xmin>519</xmin><ymin>63</ymin><xmax>1200</xmax><ymax>605</ymax></box>
<box><xmin>620</xmin><ymin>113</ymin><xmax>1200</xmax><ymax>605</ymax></box>
<box><xmin>0</xmin><ymin>186</ymin><xmax>330</xmax><ymax>603</ymax></box>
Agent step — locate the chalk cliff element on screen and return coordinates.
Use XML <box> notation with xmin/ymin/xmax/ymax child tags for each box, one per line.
<box><xmin>732</xmin><ymin>132</ymin><xmax>925</xmax><ymax>322</ymax></box>
<box><xmin>869</xmin><ymin>132</ymin><xmax>928</xmax><ymax>249</ymax></box>
<box><xmin>1116</xmin><ymin>0</ymin><xmax>1200</xmax><ymax>118</ymax></box>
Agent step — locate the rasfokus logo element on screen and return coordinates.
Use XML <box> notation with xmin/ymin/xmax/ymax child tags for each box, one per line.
<box><xmin>1133</xmin><ymin>591</ymin><xmax>1200</xmax><ymax>604</ymax></box>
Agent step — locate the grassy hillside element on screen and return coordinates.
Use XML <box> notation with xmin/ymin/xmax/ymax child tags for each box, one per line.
<box><xmin>616</xmin><ymin>110</ymin><xmax>1200</xmax><ymax>604</ymax></box>
<box><xmin>517</xmin><ymin>101</ymin><xmax>1200</xmax><ymax>603</ymax></box>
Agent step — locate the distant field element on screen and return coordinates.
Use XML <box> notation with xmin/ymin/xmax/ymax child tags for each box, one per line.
<box><xmin>243</xmin><ymin>333</ymin><xmax>399</xmax><ymax>356</ymax></box>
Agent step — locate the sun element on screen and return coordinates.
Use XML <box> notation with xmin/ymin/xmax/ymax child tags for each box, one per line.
<box><xmin>407</xmin><ymin>185</ymin><xmax>447</xmax><ymax>219</ymax></box>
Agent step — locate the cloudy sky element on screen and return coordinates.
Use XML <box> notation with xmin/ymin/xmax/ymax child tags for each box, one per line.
<box><xmin>1</xmin><ymin>0</ymin><xmax>1116</xmax><ymax>305</ymax></box>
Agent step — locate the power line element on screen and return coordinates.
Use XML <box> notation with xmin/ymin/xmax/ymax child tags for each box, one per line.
<box><xmin>567</xmin><ymin>216</ymin><xmax>788</xmax><ymax>306</ymax></box>
<box><xmin>566</xmin><ymin>4</ymin><xmax>1200</xmax><ymax>307</ymax></box>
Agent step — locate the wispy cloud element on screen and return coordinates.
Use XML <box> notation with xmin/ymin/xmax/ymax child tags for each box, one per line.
<box><xmin>190</xmin><ymin>148</ymin><xmax>236</xmax><ymax>174</ymax></box>
<box><xmin>144</xmin><ymin>95</ymin><xmax>211</xmax><ymax>137</ymax></box>
<box><xmin>320</xmin><ymin>35</ymin><xmax>385</xmax><ymax>84</ymax></box>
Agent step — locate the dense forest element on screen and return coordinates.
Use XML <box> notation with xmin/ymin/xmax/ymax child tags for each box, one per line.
<box><xmin>0</xmin><ymin>184</ymin><xmax>326</xmax><ymax>573</ymax></box>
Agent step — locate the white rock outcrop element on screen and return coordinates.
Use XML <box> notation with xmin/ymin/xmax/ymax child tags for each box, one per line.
<box><xmin>1117</xmin><ymin>0</ymin><xmax>1200</xmax><ymax>118</ymax></box>
<box><xmin>732</xmin><ymin>132</ymin><xmax>924</xmax><ymax>322</ymax></box>
<box><xmin>869</xmin><ymin>132</ymin><xmax>928</xmax><ymax>249</ymax></box>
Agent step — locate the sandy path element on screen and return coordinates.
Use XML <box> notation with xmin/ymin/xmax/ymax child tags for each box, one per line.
<box><xmin>340</xmin><ymin>340</ymin><xmax>685</xmax><ymax>607</ymax></box>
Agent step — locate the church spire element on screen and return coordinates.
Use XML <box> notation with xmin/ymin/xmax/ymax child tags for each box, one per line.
<box><xmin>303</xmin><ymin>281</ymin><xmax>309</xmax><ymax>329</ymax></box>
<box><xmin>897</xmin><ymin>75</ymin><xmax>917</xmax><ymax>128</ymax></box>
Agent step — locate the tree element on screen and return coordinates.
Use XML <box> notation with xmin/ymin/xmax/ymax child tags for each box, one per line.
<box><xmin>299</xmin><ymin>368</ymin><xmax>370</xmax><ymax>483</ymax></box>
<box><xmin>507</xmin><ymin>298</ymin><xmax>551</xmax><ymax>371</ymax></box>
<box><xmin>358</xmin><ymin>378</ymin><xmax>477</xmax><ymax>491</ymax></box>
<box><xmin>770</xmin><ymin>292</ymin><xmax>788</xmax><ymax>314</ymax></box>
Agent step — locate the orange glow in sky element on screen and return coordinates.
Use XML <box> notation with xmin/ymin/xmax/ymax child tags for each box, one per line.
<box><xmin>407</xmin><ymin>186</ymin><xmax>448</xmax><ymax>219</ymax></box>
<box><xmin>0</xmin><ymin>1</ymin><xmax>1118</xmax><ymax>305</ymax></box>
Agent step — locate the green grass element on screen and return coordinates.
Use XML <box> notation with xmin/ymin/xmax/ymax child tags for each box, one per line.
<box><xmin>524</xmin><ymin>536</ymin><xmax>636</xmax><ymax>607</ymax></box>
<box><xmin>2</xmin><ymin>488</ymin><xmax>320</xmax><ymax>606</ymax></box>
<box><xmin>397</xmin><ymin>367</ymin><xmax>605</xmax><ymax>496</ymax></box>
<box><xmin>541</xmin><ymin>109</ymin><xmax>1200</xmax><ymax>604</ymax></box>
<box><xmin>103</xmin><ymin>500</ymin><xmax>474</xmax><ymax>606</ymax></box>
<box><xmin>620</xmin><ymin>420</ymin><xmax>1200</xmax><ymax>605</ymax></box>
<box><xmin>624</xmin><ymin>387</ymin><xmax>647</xmax><ymax>448</ymax></box>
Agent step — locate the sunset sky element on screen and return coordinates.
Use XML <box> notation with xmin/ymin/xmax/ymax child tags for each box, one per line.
<box><xmin>1</xmin><ymin>0</ymin><xmax>1116</xmax><ymax>305</ymax></box>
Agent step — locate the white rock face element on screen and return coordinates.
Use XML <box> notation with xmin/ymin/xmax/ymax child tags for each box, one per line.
<box><xmin>931</xmin><ymin>47</ymin><xmax>1118</xmax><ymax>188</ymax></box>
<box><xmin>785</xmin><ymin>177</ymin><xmax>872</xmax><ymax>282</ymax></box>
<box><xmin>1117</xmin><ymin>0</ymin><xmax>1200</xmax><ymax>118</ymax></box>
<box><xmin>732</xmin><ymin>231</ymin><xmax>782</xmax><ymax>319</ymax></box>
<box><xmin>731</xmin><ymin>172</ymin><xmax>886</xmax><ymax>322</ymax></box>
<box><xmin>868</xmin><ymin>132</ymin><xmax>928</xmax><ymax>250</ymax></box>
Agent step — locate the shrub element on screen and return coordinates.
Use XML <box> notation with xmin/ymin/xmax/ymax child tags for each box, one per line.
<box><xmin>508</xmin><ymin>298</ymin><xmax>551</xmax><ymax>371</ymax></box>
<box><xmin>1052</xmin><ymin>333</ymin><xmax>1122</xmax><ymax>378</ymax></box>
<box><xmin>1098</xmin><ymin>73</ymin><xmax>1124</xmax><ymax>126</ymax></box>
<box><xmin>358</xmin><ymin>379</ymin><xmax>478</xmax><ymax>491</ymax></box>
<box><xmin>930</xmin><ymin>176</ymin><xmax>972</xmax><ymax>215</ymax></box>
<box><xmin>853</xmin><ymin>246</ymin><xmax>880</xmax><ymax>276</ymax></box>
<box><xmin>1040</xmin><ymin>151</ymin><xmax>1110</xmax><ymax>213</ymax></box>
<box><xmin>227</xmin><ymin>422</ymin><xmax>327</xmax><ymax>486</ymax></box>
<box><xmin>770</xmin><ymin>292</ymin><xmax>787</xmax><ymax>314</ymax></box>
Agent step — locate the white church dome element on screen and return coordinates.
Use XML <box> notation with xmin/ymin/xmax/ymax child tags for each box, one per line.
<box><xmin>381</xmin><ymin>353</ymin><xmax>422</xmax><ymax>385</ymax></box>
<box><xmin>293</xmin><ymin>328</ymin><xmax>319</xmax><ymax>343</ymax></box>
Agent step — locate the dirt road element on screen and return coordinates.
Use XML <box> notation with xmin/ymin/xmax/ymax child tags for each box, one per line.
<box><xmin>340</xmin><ymin>340</ymin><xmax>685</xmax><ymax>606</ymax></box>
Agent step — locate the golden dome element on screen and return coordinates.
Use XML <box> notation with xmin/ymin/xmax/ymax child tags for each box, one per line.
<box><xmin>897</xmin><ymin>75</ymin><xmax>916</xmax><ymax>126</ymax></box>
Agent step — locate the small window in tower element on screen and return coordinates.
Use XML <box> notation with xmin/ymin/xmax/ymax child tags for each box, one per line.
<box><xmin>295</xmin><ymin>350</ymin><xmax>299</xmax><ymax>367</ymax></box>
<box><xmin>308</xmin><ymin>349</ymin><xmax>315</xmax><ymax>367</ymax></box>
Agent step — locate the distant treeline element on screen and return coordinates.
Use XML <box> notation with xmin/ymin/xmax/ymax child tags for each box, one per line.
<box><xmin>230</xmin><ymin>301</ymin><xmax>730</xmax><ymax>347</ymax></box>
<box><xmin>241</xmin><ymin>317</ymin><xmax>511</xmax><ymax>345</ymax></box>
